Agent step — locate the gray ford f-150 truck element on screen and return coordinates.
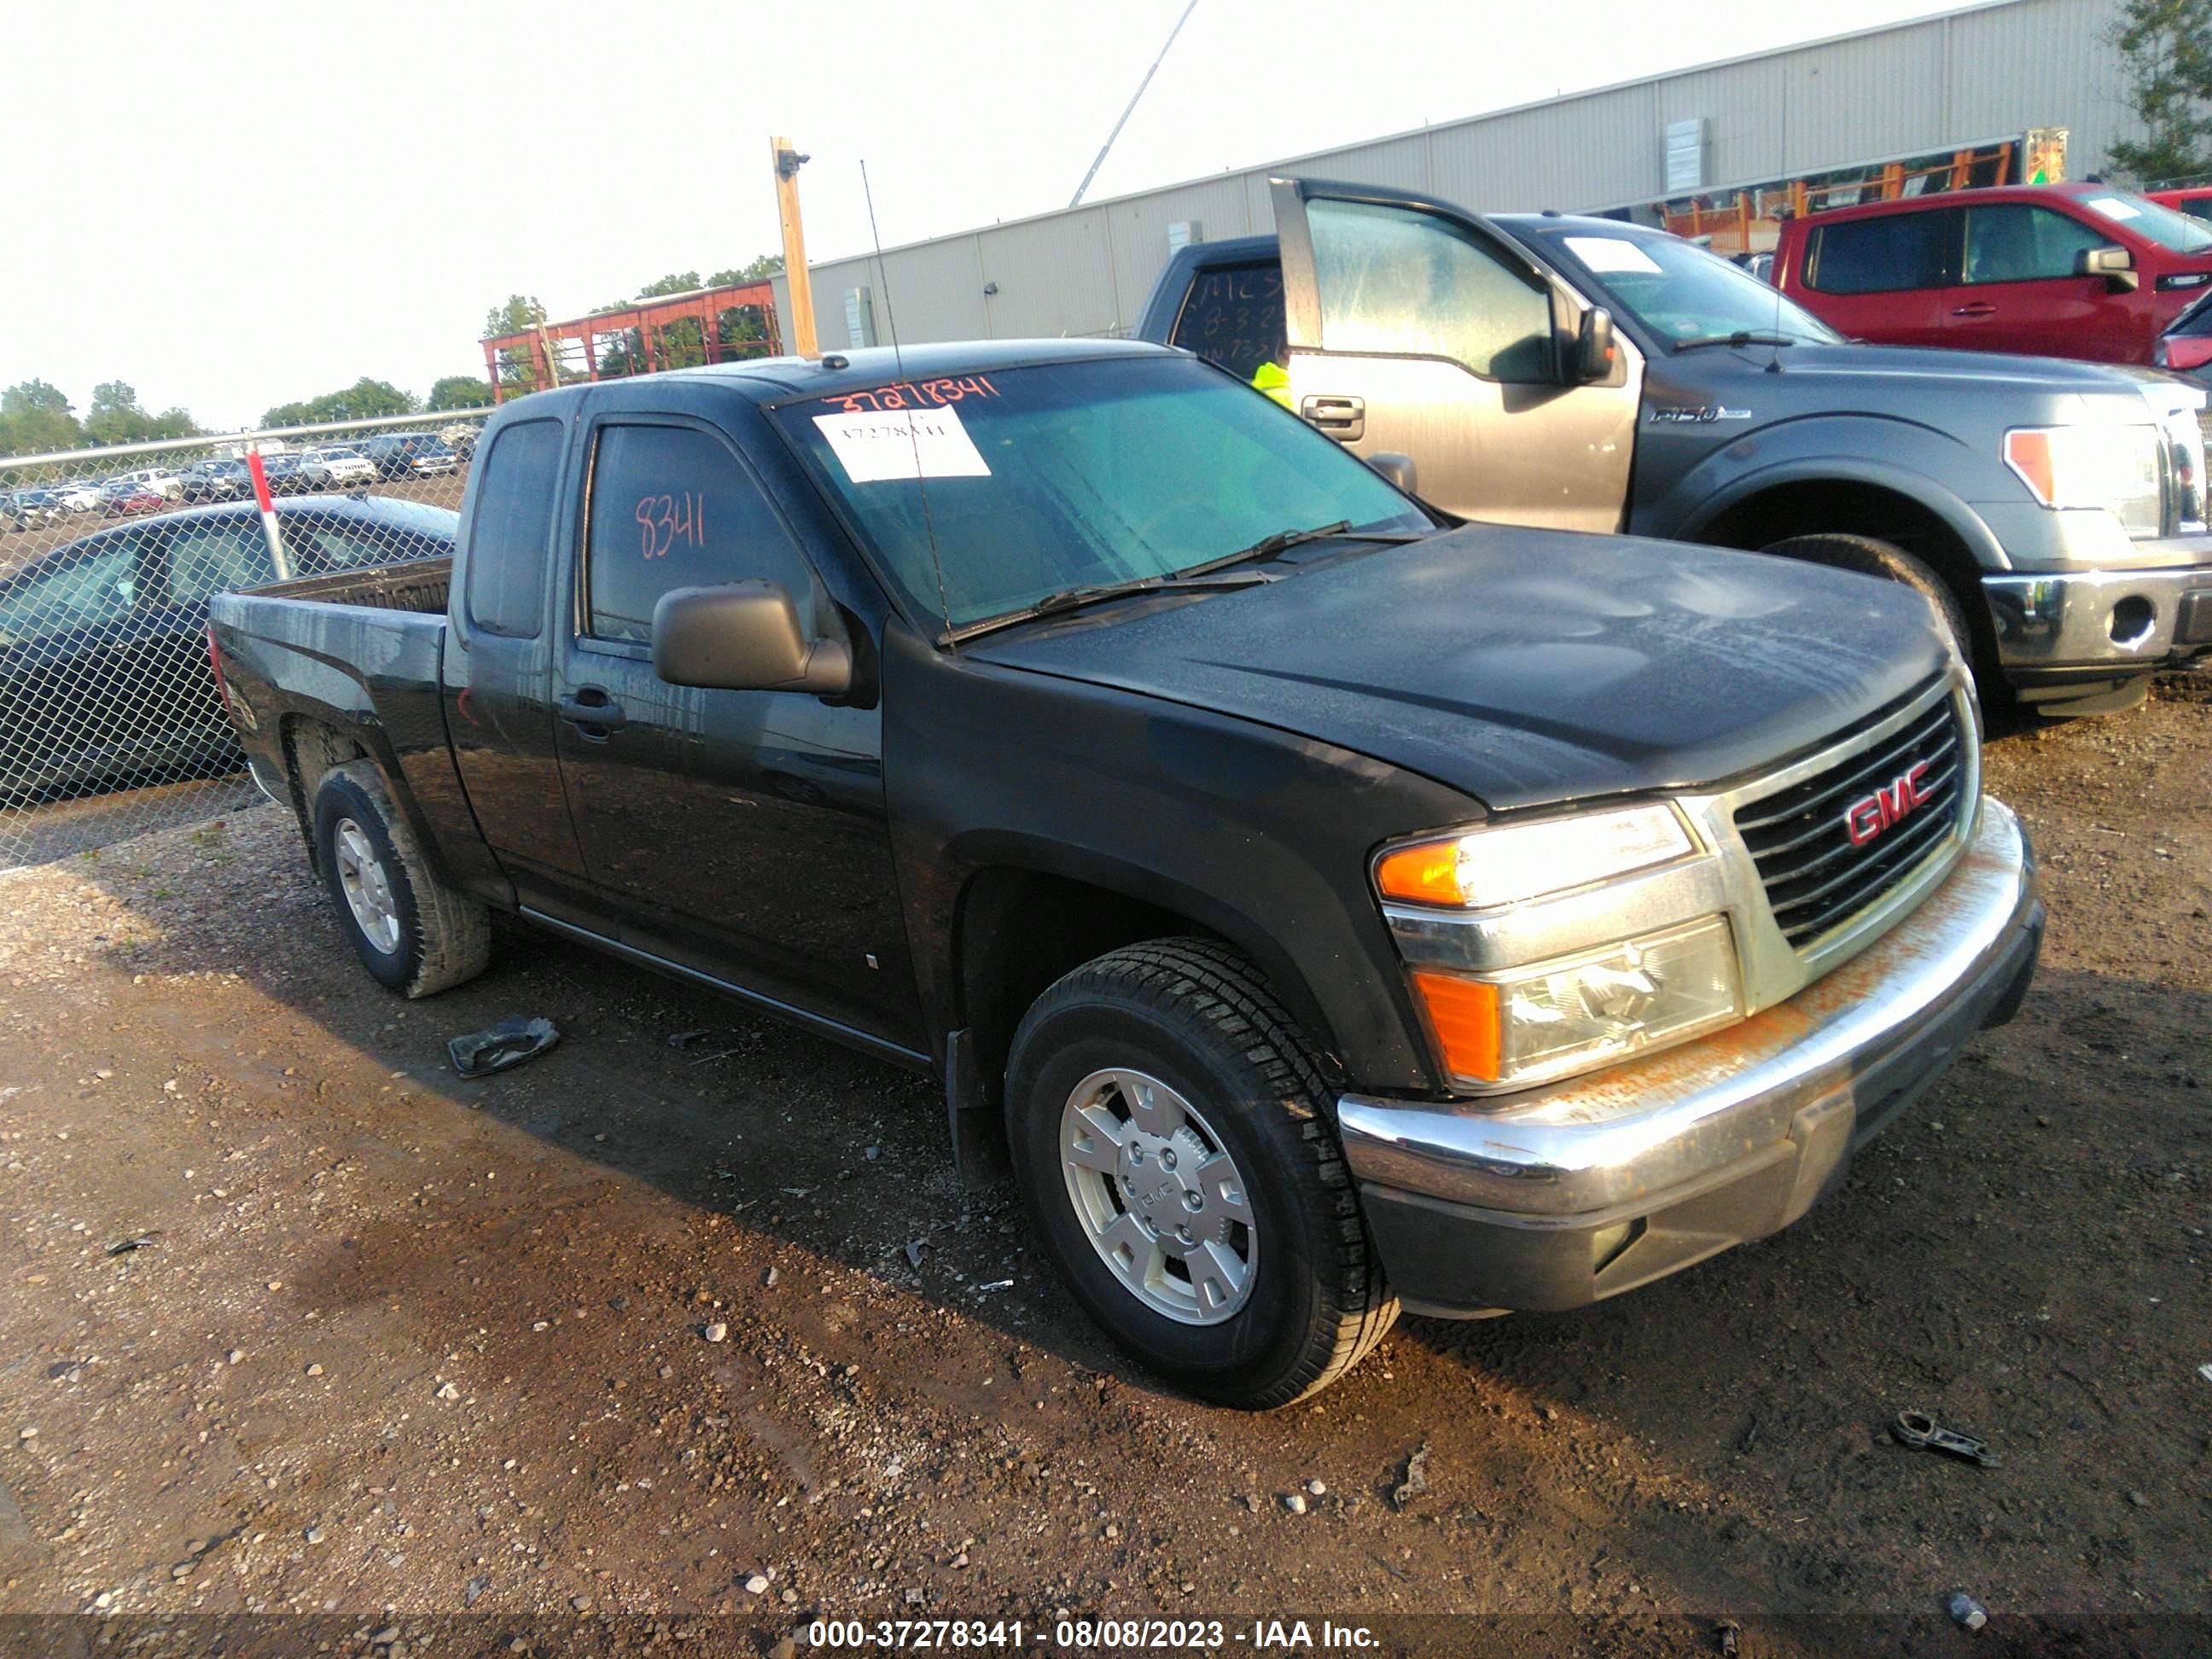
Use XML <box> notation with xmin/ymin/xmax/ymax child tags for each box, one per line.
<box><xmin>209</xmin><ymin>340</ymin><xmax>2043</xmax><ymax>1407</ymax></box>
<box><xmin>1137</xmin><ymin>176</ymin><xmax>2212</xmax><ymax>717</ymax></box>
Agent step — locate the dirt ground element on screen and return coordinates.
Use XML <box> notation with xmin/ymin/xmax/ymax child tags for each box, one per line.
<box><xmin>0</xmin><ymin>673</ymin><xmax>2205</xmax><ymax>1656</ymax></box>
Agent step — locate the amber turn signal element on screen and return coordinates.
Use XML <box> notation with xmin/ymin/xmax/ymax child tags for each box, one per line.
<box><xmin>1375</xmin><ymin>841</ymin><xmax>1467</xmax><ymax>906</ymax></box>
<box><xmin>1408</xmin><ymin>969</ymin><xmax>1501</xmax><ymax>1084</ymax></box>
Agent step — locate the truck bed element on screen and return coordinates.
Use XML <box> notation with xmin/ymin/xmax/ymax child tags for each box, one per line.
<box><xmin>242</xmin><ymin>555</ymin><xmax>452</xmax><ymax>614</ymax></box>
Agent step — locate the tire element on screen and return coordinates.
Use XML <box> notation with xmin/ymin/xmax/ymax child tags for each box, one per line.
<box><xmin>311</xmin><ymin>760</ymin><xmax>490</xmax><ymax>998</ymax></box>
<box><xmin>1005</xmin><ymin>938</ymin><xmax>1398</xmax><ymax>1409</ymax></box>
<box><xmin>1760</xmin><ymin>533</ymin><xmax>1978</xmax><ymax>663</ymax></box>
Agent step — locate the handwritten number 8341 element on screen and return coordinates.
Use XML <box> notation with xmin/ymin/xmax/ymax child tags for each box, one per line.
<box><xmin>634</xmin><ymin>492</ymin><xmax>705</xmax><ymax>560</ymax></box>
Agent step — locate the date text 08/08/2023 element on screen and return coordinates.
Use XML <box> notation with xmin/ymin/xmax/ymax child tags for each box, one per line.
<box><xmin>806</xmin><ymin>1619</ymin><xmax>1382</xmax><ymax>1650</ymax></box>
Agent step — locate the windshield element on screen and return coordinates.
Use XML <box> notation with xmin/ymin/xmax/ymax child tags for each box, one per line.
<box><xmin>2080</xmin><ymin>190</ymin><xmax>2212</xmax><ymax>254</ymax></box>
<box><xmin>1530</xmin><ymin>226</ymin><xmax>1842</xmax><ymax>348</ymax></box>
<box><xmin>770</xmin><ymin>355</ymin><xmax>1430</xmax><ymax>632</ymax></box>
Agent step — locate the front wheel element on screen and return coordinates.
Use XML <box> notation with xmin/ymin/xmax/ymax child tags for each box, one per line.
<box><xmin>1005</xmin><ymin>939</ymin><xmax>1398</xmax><ymax>1409</ymax></box>
<box><xmin>311</xmin><ymin>760</ymin><xmax>490</xmax><ymax>998</ymax></box>
<box><xmin>1761</xmin><ymin>533</ymin><xmax>1978</xmax><ymax>664</ymax></box>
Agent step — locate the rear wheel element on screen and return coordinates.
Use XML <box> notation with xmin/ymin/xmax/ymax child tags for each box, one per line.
<box><xmin>311</xmin><ymin>760</ymin><xmax>490</xmax><ymax>998</ymax></box>
<box><xmin>1005</xmin><ymin>938</ymin><xmax>1397</xmax><ymax>1409</ymax></box>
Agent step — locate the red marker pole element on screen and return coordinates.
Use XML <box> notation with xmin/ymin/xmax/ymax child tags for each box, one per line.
<box><xmin>245</xmin><ymin>445</ymin><xmax>293</xmax><ymax>580</ymax></box>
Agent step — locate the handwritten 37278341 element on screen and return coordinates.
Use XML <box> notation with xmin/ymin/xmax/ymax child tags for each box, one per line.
<box><xmin>634</xmin><ymin>492</ymin><xmax>706</xmax><ymax>560</ymax></box>
<box><xmin>818</xmin><ymin>375</ymin><xmax>998</xmax><ymax>416</ymax></box>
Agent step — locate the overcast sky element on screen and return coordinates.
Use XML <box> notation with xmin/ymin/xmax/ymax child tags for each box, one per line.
<box><xmin>4</xmin><ymin>0</ymin><xmax>1960</xmax><ymax>430</ymax></box>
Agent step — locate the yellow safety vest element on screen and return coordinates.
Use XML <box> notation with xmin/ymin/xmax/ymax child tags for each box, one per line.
<box><xmin>1251</xmin><ymin>359</ymin><xmax>1294</xmax><ymax>410</ymax></box>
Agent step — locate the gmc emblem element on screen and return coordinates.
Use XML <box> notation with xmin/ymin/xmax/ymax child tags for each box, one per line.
<box><xmin>1844</xmin><ymin>761</ymin><xmax>1933</xmax><ymax>847</ymax></box>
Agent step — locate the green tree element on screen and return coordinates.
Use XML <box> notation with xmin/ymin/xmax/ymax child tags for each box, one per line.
<box><xmin>83</xmin><ymin>381</ymin><xmax>199</xmax><ymax>446</ymax></box>
<box><xmin>259</xmin><ymin>377</ymin><xmax>420</xmax><ymax>430</ymax></box>
<box><xmin>483</xmin><ymin>294</ymin><xmax>551</xmax><ymax>398</ymax></box>
<box><xmin>427</xmin><ymin>375</ymin><xmax>494</xmax><ymax>412</ymax></box>
<box><xmin>2107</xmin><ymin>0</ymin><xmax>2212</xmax><ymax>184</ymax></box>
<box><xmin>588</xmin><ymin>258</ymin><xmax>785</xmax><ymax>379</ymax></box>
<box><xmin>709</xmin><ymin>253</ymin><xmax>783</xmax><ymax>285</ymax></box>
<box><xmin>0</xmin><ymin>379</ymin><xmax>84</xmax><ymax>457</ymax></box>
<box><xmin>709</xmin><ymin>254</ymin><xmax>782</xmax><ymax>353</ymax></box>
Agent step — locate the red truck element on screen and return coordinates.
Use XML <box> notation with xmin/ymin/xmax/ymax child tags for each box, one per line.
<box><xmin>2150</xmin><ymin>184</ymin><xmax>2212</xmax><ymax>226</ymax></box>
<box><xmin>1775</xmin><ymin>183</ymin><xmax>2212</xmax><ymax>367</ymax></box>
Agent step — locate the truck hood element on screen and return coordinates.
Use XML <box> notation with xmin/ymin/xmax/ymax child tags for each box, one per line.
<box><xmin>969</xmin><ymin>526</ymin><xmax>1953</xmax><ymax>813</ymax></box>
<box><xmin>1759</xmin><ymin>341</ymin><xmax>2170</xmax><ymax>406</ymax></box>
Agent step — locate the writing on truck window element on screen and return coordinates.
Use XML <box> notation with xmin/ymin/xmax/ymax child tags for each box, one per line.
<box><xmin>818</xmin><ymin>375</ymin><xmax>999</xmax><ymax>415</ymax></box>
<box><xmin>812</xmin><ymin>405</ymin><xmax>993</xmax><ymax>485</ymax></box>
<box><xmin>633</xmin><ymin>492</ymin><xmax>706</xmax><ymax>561</ymax></box>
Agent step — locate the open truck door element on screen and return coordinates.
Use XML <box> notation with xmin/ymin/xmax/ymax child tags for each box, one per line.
<box><xmin>1269</xmin><ymin>175</ymin><xmax>1639</xmax><ymax>532</ymax></box>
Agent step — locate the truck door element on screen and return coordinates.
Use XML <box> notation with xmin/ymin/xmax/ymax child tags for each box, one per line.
<box><xmin>550</xmin><ymin>409</ymin><xmax>919</xmax><ymax>1053</ymax></box>
<box><xmin>1269</xmin><ymin>177</ymin><xmax>1638</xmax><ymax>531</ymax></box>
<box><xmin>1946</xmin><ymin>201</ymin><xmax>2142</xmax><ymax>361</ymax></box>
<box><xmin>442</xmin><ymin>414</ymin><xmax>600</xmax><ymax>924</ymax></box>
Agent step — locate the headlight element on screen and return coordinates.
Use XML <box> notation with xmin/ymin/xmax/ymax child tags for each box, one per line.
<box><xmin>1408</xmin><ymin>917</ymin><xmax>1743</xmax><ymax>1091</ymax></box>
<box><xmin>1373</xmin><ymin>804</ymin><xmax>1693</xmax><ymax>910</ymax></box>
<box><xmin>2003</xmin><ymin>425</ymin><xmax>2163</xmax><ymax>538</ymax></box>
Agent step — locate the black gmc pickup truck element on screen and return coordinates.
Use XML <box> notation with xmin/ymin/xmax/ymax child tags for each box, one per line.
<box><xmin>209</xmin><ymin>340</ymin><xmax>2043</xmax><ymax>1408</ymax></box>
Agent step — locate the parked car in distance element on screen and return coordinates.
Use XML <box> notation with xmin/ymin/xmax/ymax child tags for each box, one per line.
<box><xmin>2151</xmin><ymin>184</ymin><xmax>2212</xmax><ymax>226</ymax></box>
<box><xmin>49</xmin><ymin>484</ymin><xmax>103</xmax><ymax>514</ymax></box>
<box><xmin>179</xmin><ymin>459</ymin><xmax>253</xmax><ymax>503</ymax></box>
<box><xmin>1137</xmin><ymin>178</ymin><xmax>2212</xmax><ymax>718</ymax></box>
<box><xmin>1774</xmin><ymin>183</ymin><xmax>2212</xmax><ymax>366</ymax></box>
<box><xmin>438</xmin><ymin>422</ymin><xmax>480</xmax><ymax>460</ymax></box>
<box><xmin>105</xmin><ymin>466</ymin><xmax>185</xmax><ymax>501</ymax></box>
<box><xmin>211</xmin><ymin>342</ymin><xmax>2044</xmax><ymax>1408</ymax></box>
<box><xmin>306</xmin><ymin>445</ymin><xmax>376</xmax><ymax>488</ymax></box>
<box><xmin>101</xmin><ymin>480</ymin><xmax>168</xmax><ymax>516</ymax></box>
<box><xmin>2158</xmin><ymin>293</ymin><xmax>2212</xmax><ymax>394</ymax></box>
<box><xmin>3</xmin><ymin>488</ymin><xmax>70</xmax><ymax>533</ymax></box>
<box><xmin>0</xmin><ymin>494</ymin><xmax>457</xmax><ymax>802</ymax></box>
<box><xmin>262</xmin><ymin>453</ymin><xmax>335</xmax><ymax>496</ymax></box>
<box><xmin>364</xmin><ymin>432</ymin><xmax>459</xmax><ymax>479</ymax></box>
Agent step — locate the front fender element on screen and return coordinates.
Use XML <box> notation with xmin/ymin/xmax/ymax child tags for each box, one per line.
<box><xmin>1641</xmin><ymin>416</ymin><xmax>2016</xmax><ymax>572</ymax></box>
<box><xmin>883</xmin><ymin>630</ymin><xmax>1481</xmax><ymax>1097</ymax></box>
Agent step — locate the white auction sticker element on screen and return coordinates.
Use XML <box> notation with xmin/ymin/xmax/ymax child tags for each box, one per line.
<box><xmin>812</xmin><ymin>405</ymin><xmax>992</xmax><ymax>483</ymax></box>
<box><xmin>1564</xmin><ymin>236</ymin><xmax>1664</xmax><ymax>275</ymax></box>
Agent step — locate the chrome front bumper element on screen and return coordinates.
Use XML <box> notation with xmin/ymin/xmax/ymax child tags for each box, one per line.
<box><xmin>1984</xmin><ymin>543</ymin><xmax>2212</xmax><ymax>672</ymax></box>
<box><xmin>1336</xmin><ymin>797</ymin><xmax>2040</xmax><ymax>1316</ymax></box>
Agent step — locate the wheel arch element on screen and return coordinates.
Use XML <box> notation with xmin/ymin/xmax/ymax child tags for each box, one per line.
<box><xmin>1685</xmin><ymin>468</ymin><xmax>2006</xmax><ymax>663</ymax></box>
<box><xmin>948</xmin><ymin>851</ymin><xmax>1346</xmax><ymax>1126</ymax></box>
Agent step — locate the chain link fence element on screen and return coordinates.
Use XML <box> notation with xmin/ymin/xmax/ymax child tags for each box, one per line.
<box><xmin>0</xmin><ymin>408</ymin><xmax>490</xmax><ymax>869</ymax></box>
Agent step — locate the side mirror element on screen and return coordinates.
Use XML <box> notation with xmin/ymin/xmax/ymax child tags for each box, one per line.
<box><xmin>1574</xmin><ymin>306</ymin><xmax>1617</xmax><ymax>383</ymax></box>
<box><xmin>1365</xmin><ymin>451</ymin><xmax>1417</xmax><ymax>495</ymax></box>
<box><xmin>2076</xmin><ymin>245</ymin><xmax>2139</xmax><ymax>292</ymax></box>
<box><xmin>652</xmin><ymin>581</ymin><xmax>852</xmax><ymax>696</ymax></box>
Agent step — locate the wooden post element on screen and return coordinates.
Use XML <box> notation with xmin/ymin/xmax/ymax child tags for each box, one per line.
<box><xmin>771</xmin><ymin>135</ymin><xmax>819</xmax><ymax>359</ymax></box>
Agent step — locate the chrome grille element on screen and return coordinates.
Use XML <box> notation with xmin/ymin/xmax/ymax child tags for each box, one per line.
<box><xmin>1735</xmin><ymin>694</ymin><xmax>1966</xmax><ymax>949</ymax></box>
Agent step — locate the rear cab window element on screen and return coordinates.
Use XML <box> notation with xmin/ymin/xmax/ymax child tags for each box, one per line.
<box><xmin>463</xmin><ymin>418</ymin><xmax>563</xmax><ymax>638</ymax></box>
<box><xmin>1807</xmin><ymin>209</ymin><xmax>1953</xmax><ymax>294</ymax></box>
<box><xmin>1169</xmin><ymin>261</ymin><xmax>1286</xmax><ymax>382</ymax></box>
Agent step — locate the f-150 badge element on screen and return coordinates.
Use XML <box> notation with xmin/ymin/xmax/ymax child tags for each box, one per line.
<box><xmin>1650</xmin><ymin>405</ymin><xmax>1753</xmax><ymax>423</ymax></box>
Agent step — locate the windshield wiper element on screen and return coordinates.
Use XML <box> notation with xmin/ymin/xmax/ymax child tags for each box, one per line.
<box><xmin>1183</xmin><ymin>519</ymin><xmax>1423</xmax><ymax>577</ymax></box>
<box><xmin>955</xmin><ymin>521</ymin><xmax>1425</xmax><ymax>641</ymax></box>
<box><xmin>958</xmin><ymin>568</ymin><xmax>1275</xmax><ymax>639</ymax></box>
<box><xmin>1672</xmin><ymin>331</ymin><xmax>1802</xmax><ymax>353</ymax></box>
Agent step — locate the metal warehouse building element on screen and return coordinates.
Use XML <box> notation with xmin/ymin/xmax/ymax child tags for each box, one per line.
<box><xmin>774</xmin><ymin>0</ymin><xmax>2146</xmax><ymax>347</ymax></box>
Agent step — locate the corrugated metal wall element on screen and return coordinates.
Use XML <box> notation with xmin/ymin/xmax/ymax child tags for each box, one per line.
<box><xmin>777</xmin><ymin>0</ymin><xmax>2141</xmax><ymax>350</ymax></box>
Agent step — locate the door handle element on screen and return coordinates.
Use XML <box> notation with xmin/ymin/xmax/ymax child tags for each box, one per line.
<box><xmin>1950</xmin><ymin>303</ymin><xmax>1998</xmax><ymax>317</ymax></box>
<box><xmin>1300</xmin><ymin>393</ymin><xmax>1365</xmax><ymax>441</ymax></box>
<box><xmin>557</xmin><ymin>687</ymin><xmax>626</xmax><ymax>736</ymax></box>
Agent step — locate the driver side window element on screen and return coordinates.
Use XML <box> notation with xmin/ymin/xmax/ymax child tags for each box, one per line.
<box><xmin>1307</xmin><ymin>199</ymin><xmax>1556</xmax><ymax>382</ymax></box>
<box><xmin>584</xmin><ymin>422</ymin><xmax>818</xmax><ymax>646</ymax></box>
